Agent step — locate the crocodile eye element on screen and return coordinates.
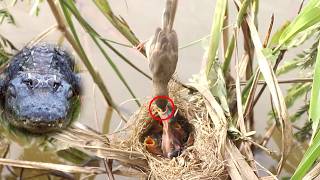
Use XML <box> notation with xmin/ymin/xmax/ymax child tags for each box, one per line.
<box><xmin>53</xmin><ymin>81</ymin><xmax>61</xmax><ymax>91</ymax></box>
<box><xmin>23</xmin><ymin>79</ymin><xmax>36</xmax><ymax>89</ymax></box>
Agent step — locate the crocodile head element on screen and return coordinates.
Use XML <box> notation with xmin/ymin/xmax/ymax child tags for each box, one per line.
<box><xmin>2</xmin><ymin>44</ymin><xmax>80</xmax><ymax>133</ymax></box>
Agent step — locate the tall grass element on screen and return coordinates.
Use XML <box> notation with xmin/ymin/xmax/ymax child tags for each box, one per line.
<box><xmin>1</xmin><ymin>0</ymin><xmax>320</xmax><ymax>179</ymax></box>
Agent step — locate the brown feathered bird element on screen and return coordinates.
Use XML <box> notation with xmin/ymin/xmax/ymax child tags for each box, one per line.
<box><xmin>146</xmin><ymin>0</ymin><xmax>182</xmax><ymax>158</ymax></box>
<box><xmin>146</xmin><ymin>0</ymin><xmax>178</xmax><ymax>111</ymax></box>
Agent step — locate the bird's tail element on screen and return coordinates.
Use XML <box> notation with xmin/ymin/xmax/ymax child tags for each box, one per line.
<box><xmin>162</xmin><ymin>0</ymin><xmax>178</xmax><ymax>31</ymax></box>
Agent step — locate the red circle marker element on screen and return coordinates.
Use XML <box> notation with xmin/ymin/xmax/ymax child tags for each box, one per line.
<box><xmin>148</xmin><ymin>96</ymin><xmax>175</xmax><ymax>122</ymax></box>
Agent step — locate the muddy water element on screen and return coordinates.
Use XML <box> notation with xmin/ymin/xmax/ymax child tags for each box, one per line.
<box><xmin>0</xmin><ymin>0</ymin><xmax>307</xmax><ymax>179</ymax></box>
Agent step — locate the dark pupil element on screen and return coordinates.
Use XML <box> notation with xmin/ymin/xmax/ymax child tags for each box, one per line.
<box><xmin>53</xmin><ymin>81</ymin><xmax>60</xmax><ymax>91</ymax></box>
<box><xmin>23</xmin><ymin>79</ymin><xmax>34</xmax><ymax>88</ymax></box>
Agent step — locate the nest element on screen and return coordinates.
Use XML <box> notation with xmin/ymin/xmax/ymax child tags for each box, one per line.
<box><xmin>109</xmin><ymin>81</ymin><xmax>228</xmax><ymax>179</ymax></box>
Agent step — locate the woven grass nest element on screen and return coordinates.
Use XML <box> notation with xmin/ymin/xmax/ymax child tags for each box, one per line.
<box><xmin>109</xmin><ymin>80</ymin><xmax>228</xmax><ymax>179</ymax></box>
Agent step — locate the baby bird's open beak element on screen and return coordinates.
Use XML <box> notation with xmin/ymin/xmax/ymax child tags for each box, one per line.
<box><xmin>144</xmin><ymin>136</ymin><xmax>163</xmax><ymax>155</ymax></box>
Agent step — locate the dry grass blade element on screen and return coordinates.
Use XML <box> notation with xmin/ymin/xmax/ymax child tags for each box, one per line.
<box><xmin>233</xmin><ymin>31</ymin><xmax>256</xmax><ymax>170</ymax></box>
<box><xmin>191</xmin><ymin>73</ymin><xmax>227</xmax><ymax>125</ymax></box>
<box><xmin>102</xmin><ymin>107</ymin><xmax>113</xmax><ymax>134</ymax></box>
<box><xmin>52</xmin><ymin>124</ymin><xmax>149</xmax><ymax>172</ymax></box>
<box><xmin>263</xmin><ymin>14</ymin><xmax>275</xmax><ymax>48</ymax></box>
<box><xmin>232</xmin><ymin>3</ymin><xmax>293</xmax><ymax>174</ymax></box>
<box><xmin>103</xmin><ymin>159</ymin><xmax>114</xmax><ymax>180</ymax></box>
<box><xmin>259</xmin><ymin>176</ymin><xmax>278</xmax><ymax>180</ymax></box>
<box><xmin>243</xmin><ymin>15</ymin><xmax>274</xmax><ymax>117</ymax></box>
<box><xmin>304</xmin><ymin>161</ymin><xmax>320</xmax><ymax>180</ymax></box>
<box><xmin>243</xmin><ymin>69</ymin><xmax>260</xmax><ymax>118</ymax></box>
<box><xmin>254</xmin><ymin>160</ymin><xmax>278</xmax><ymax>180</ymax></box>
<box><xmin>189</xmin><ymin>73</ymin><xmax>228</xmax><ymax>169</ymax></box>
<box><xmin>226</xmin><ymin>140</ymin><xmax>259</xmax><ymax>180</ymax></box>
<box><xmin>234</xmin><ymin>31</ymin><xmax>247</xmax><ymax>133</ymax></box>
<box><xmin>111</xmin><ymin>165</ymin><xmax>146</xmax><ymax>178</ymax></box>
<box><xmin>0</xmin><ymin>158</ymin><xmax>105</xmax><ymax>174</ymax></box>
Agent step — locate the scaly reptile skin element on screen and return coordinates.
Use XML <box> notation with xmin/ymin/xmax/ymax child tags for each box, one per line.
<box><xmin>0</xmin><ymin>43</ymin><xmax>80</xmax><ymax>133</ymax></box>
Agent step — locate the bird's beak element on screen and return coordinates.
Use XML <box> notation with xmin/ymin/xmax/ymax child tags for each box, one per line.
<box><xmin>160</xmin><ymin>106</ymin><xmax>183</xmax><ymax>158</ymax></box>
<box><xmin>162</xmin><ymin>120</ymin><xmax>182</xmax><ymax>158</ymax></box>
<box><xmin>144</xmin><ymin>136</ymin><xmax>162</xmax><ymax>155</ymax></box>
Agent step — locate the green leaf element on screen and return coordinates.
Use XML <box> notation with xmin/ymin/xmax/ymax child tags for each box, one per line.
<box><xmin>0</xmin><ymin>9</ymin><xmax>15</xmax><ymax>25</ymax></box>
<box><xmin>291</xmin><ymin>129</ymin><xmax>320</xmax><ymax>179</ymax></box>
<box><xmin>277</xmin><ymin>36</ymin><xmax>320</xmax><ymax>75</ymax></box>
<box><xmin>278</xmin><ymin>1</ymin><xmax>320</xmax><ymax>49</ymax></box>
<box><xmin>204</xmin><ymin>0</ymin><xmax>230</xmax><ymax>116</ymax></box>
<box><xmin>276</xmin><ymin>60</ymin><xmax>300</xmax><ymax>76</ymax></box>
<box><xmin>285</xmin><ymin>83</ymin><xmax>311</xmax><ymax>108</ymax></box>
<box><xmin>290</xmin><ymin>104</ymin><xmax>309</xmax><ymax>123</ymax></box>
<box><xmin>308</xmin><ymin>39</ymin><xmax>320</xmax><ymax>140</ymax></box>
<box><xmin>0</xmin><ymin>34</ymin><xmax>16</xmax><ymax>65</ymax></box>
<box><xmin>262</xmin><ymin>47</ymin><xmax>278</xmax><ymax>62</ymax></box>
<box><xmin>205</xmin><ymin>0</ymin><xmax>227</xmax><ymax>76</ymax></box>
<box><xmin>92</xmin><ymin>37</ymin><xmax>141</xmax><ymax>106</ymax></box>
<box><xmin>269</xmin><ymin>21</ymin><xmax>290</xmax><ymax>47</ymax></box>
<box><xmin>236</xmin><ymin>0</ymin><xmax>251</xmax><ymax>27</ymax></box>
<box><xmin>286</xmin><ymin>23</ymin><xmax>320</xmax><ymax>49</ymax></box>
<box><xmin>300</xmin><ymin>0</ymin><xmax>320</xmax><ymax>14</ymax></box>
<box><xmin>223</xmin><ymin>35</ymin><xmax>235</xmax><ymax>75</ymax></box>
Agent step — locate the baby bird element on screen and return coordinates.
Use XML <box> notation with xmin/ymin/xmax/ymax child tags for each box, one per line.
<box><xmin>146</xmin><ymin>0</ymin><xmax>181</xmax><ymax>158</ymax></box>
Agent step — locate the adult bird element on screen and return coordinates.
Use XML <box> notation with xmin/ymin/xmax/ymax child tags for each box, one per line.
<box><xmin>146</xmin><ymin>0</ymin><xmax>182</xmax><ymax>158</ymax></box>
